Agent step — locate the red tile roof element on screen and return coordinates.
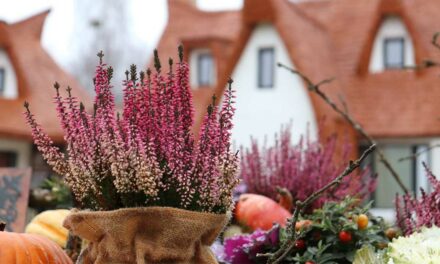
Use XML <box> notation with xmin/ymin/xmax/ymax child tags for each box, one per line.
<box><xmin>297</xmin><ymin>0</ymin><xmax>440</xmax><ymax>138</ymax></box>
<box><xmin>155</xmin><ymin>0</ymin><xmax>440</xmax><ymax>140</ymax></box>
<box><xmin>151</xmin><ymin>0</ymin><xmax>242</xmax><ymax>135</ymax></box>
<box><xmin>0</xmin><ymin>11</ymin><xmax>92</xmax><ymax>142</ymax></box>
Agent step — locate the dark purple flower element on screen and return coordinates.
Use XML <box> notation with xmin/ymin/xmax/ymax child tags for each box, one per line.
<box><xmin>224</xmin><ymin>226</ymin><xmax>280</xmax><ymax>264</ymax></box>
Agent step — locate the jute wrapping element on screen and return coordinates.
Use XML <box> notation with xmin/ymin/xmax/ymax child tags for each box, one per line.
<box><xmin>63</xmin><ymin>207</ymin><xmax>229</xmax><ymax>264</ymax></box>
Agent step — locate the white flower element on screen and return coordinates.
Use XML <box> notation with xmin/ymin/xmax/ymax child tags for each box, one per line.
<box><xmin>387</xmin><ymin>226</ymin><xmax>440</xmax><ymax>264</ymax></box>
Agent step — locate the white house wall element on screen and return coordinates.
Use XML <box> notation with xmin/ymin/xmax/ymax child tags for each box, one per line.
<box><xmin>231</xmin><ymin>23</ymin><xmax>317</xmax><ymax>148</ymax></box>
<box><xmin>0</xmin><ymin>49</ymin><xmax>18</xmax><ymax>99</ymax></box>
<box><xmin>369</xmin><ymin>16</ymin><xmax>415</xmax><ymax>73</ymax></box>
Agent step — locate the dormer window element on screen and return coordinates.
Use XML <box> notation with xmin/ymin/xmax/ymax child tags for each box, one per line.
<box><xmin>384</xmin><ymin>37</ymin><xmax>404</xmax><ymax>69</ymax></box>
<box><xmin>189</xmin><ymin>49</ymin><xmax>216</xmax><ymax>88</ymax></box>
<box><xmin>258</xmin><ymin>47</ymin><xmax>274</xmax><ymax>88</ymax></box>
<box><xmin>369</xmin><ymin>16</ymin><xmax>414</xmax><ymax>73</ymax></box>
<box><xmin>197</xmin><ymin>53</ymin><xmax>214</xmax><ymax>86</ymax></box>
<box><xmin>0</xmin><ymin>49</ymin><xmax>18</xmax><ymax>99</ymax></box>
<box><xmin>0</xmin><ymin>68</ymin><xmax>5</xmax><ymax>95</ymax></box>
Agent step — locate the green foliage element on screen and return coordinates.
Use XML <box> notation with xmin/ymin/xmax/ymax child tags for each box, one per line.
<box><xmin>41</xmin><ymin>177</ymin><xmax>72</xmax><ymax>206</ymax></box>
<box><xmin>37</xmin><ymin>177</ymin><xmax>72</xmax><ymax>209</ymax></box>
<box><xmin>282</xmin><ymin>197</ymin><xmax>392</xmax><ymax>264</ymax></box>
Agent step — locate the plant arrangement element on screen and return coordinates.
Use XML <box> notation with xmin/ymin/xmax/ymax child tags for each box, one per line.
<box><xmin>24</xmin><ymin>46</ymin><xmax>239</xmax><ymax>213</ymax></box>
<box><xmin>395</xmin><ymin>162</ymin><xmax>440</xmax><ymax>235</ymax></box>
<box><xmin>221</xmin><ymin>197</ymin><xmax>395</xmax><ymax>264</ymax></box>
<box><xmin>240</xmin><ymin>126</ymin><xmax>375</xmax><ymax>212</ymax></box>
<box><xmin>24</xmin><ymin>47</ymin><xmax>239</xmax><ymax>263</ymax></box>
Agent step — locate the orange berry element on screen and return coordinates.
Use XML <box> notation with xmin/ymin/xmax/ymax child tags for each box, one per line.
<box><xmin>357</xmin><ymin>214</ymin><xmax>369</xmax><ymax>230</ymax></box>
<box><xmin>385</xmin><ymin>227</ymin><xmax>397</xmax><ymax>240</ymax></box>
<box><xmin>295</xmin><ymin>220</ymin><xmax>312</xmax><ymax>231</ymax></box>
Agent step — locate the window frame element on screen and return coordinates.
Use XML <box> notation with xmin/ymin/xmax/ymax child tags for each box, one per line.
<box><xmin>197</xmin><ymin>53</ymin><xmax>214</xmax><ymax>87</ymax></box>
<box><xmin>383</xmin><ymin>37</ymin><xmax>405</xmax><ymax>69</ymax></box>
<box><xmin>0</xmin><ymin>151</ymin><xmax>17</xmax><ymax>167</ymax></box>
<box><xmin>0</xmin><ymin>67</ymin><xmax>5</xmax><ymax>95</ymax></box>
<box><xmin>258</xmin><ymin>47</ymin><xmax>275</xmax><ymax>88</ymax></box>
<box><xmin>362</xmin><ymin>143</ymin><xmax>430</xmax><ymax>209</ymax></box>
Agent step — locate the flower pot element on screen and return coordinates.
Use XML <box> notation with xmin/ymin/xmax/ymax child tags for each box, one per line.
<box><xmin>63</xmin><ymin>207</ymin><xmax>229</xmax><ymax>264</ymax></box>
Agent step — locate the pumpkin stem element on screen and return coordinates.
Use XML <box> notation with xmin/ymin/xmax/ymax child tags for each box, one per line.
<box><xmin>276</xmin><ymin>187</ymin><xmax>293</xmax><ymax>212</ymax></box>
<box><xmin>0</xmin><ymin>222</ymin><xmax>6</xmax><ymax>232</ymax></box>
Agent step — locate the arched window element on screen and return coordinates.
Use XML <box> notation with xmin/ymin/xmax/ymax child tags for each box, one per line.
<box><xmin>369</xmin><ymin>16</ymin><xmax>415</xmax><ymax>73</ymax></box>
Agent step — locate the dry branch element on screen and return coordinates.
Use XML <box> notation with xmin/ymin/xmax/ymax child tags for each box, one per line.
<box><xmin>398</xmin><ymin>144</ymin><xmax>440</xmax><ymax>162</ymax></box>
<box><xmin>262</xmin><ymin>144</ymin><xmax>376</xmax><ymax>264</ymax></box>
<box><xmin>277</xmin><ymin>63</ymin><xmax>409</xmax><ymax>194</ymax></box>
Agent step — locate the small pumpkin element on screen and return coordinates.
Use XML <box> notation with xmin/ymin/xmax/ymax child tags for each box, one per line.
<box><xmin>25</xmin><ymin>209</ymin><xmax>70</xmax><ymax>247</ymax></box>
<box><xmin>0</xmin><ymin>221</ymin><xmax>72</xmax><ymax>263</ymax></box>
<box><xmin>235</xmin><ymin>191</ymin><xmax>292</xmax><ymax>231</ymax></box>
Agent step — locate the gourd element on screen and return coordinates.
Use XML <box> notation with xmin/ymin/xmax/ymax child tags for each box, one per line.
<box><xmin>0</xmin><ymin>221</ymin><xmax>72</xmax><ymax>263</ymax></box>
<box><xmin>25</xmin><ymin>209</ymin><xmax>70</xmax><ymax>247</ymax></box>
<box><xmin>235</xmin><ymin>192</ymin><xmax>292</xmax><ymax>231</ymax></box>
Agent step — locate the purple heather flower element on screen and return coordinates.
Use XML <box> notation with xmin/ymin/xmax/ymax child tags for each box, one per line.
<box><xmin>24</xmin><ymin>48</ymin><xmax>238</xmax><ymax>212</ymax></box>
<box><xmin>396</xmin><ymin>163</ymin><xmax>440</xmax><ymax>235</ymax></box>
<box><xmin>240</xmin><ymin>125</ymin><xmax>375</xmax><ymax>211</ymax></box>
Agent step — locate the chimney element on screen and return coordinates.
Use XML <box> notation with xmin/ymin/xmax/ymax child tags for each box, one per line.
<box><xmin>243</xmin><ymin>0</ymin><xmax>275</xmax><ymax>25</ymax></box>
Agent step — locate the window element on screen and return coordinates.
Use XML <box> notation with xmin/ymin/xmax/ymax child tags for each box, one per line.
<box><xmin>0</xmin><ymin>68</ymin><xmax>5</xmax><ymax>95</ymax></box>
<box><xmin>0</xmin><ymin>151</ymin><xmax>17</xmax><ymax>167</ymax></box>
<box><xmin>383</xmin><ymin>38</ymin><xmax>405</xmax><ymax>69</ymax></box>
<box><xmin>362</xmin><ymin>144</ymin><xmax>429</xmax><ymax>208</ymax></box>
<box><xmin>258</xmin><ymin>48</ymin><xmax>274</xmax><ymax>88</ymax></box>
<box><xmin>197</xmin><ymin>53</ymin><xmax>214</xmax><ymax>86</ymax></box>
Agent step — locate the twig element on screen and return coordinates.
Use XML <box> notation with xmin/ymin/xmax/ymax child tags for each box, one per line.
<box><xmin>432</xmin><ymin>32</ymin><xmax>440</xmax><ymax>51</ymax></box>
<box><xmin>65</xmin><ymin>232</ymin><xmax>82</xmax><ymax>261</ymax></box>
<box><xmin>338</xmin><ymin>94</ymin><xmax>350</xmax><ymax>115</ymax></box>
<box><xmin>277</xmin><ymin>63</ymin><xmax>409</xmax><ymax>194</ymax></box>
<box><xmin>261</xmin><ymin>144</ymin><xmax>376</xmax><ymax>264</ymax></box>
<box><xmin>398</xmin><ymin>144</ymin><xmax>440</xmax><ymax>162</ymax></box>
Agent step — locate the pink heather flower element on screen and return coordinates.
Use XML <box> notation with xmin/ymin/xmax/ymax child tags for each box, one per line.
<box><xmin>24</xmin><ymin>47</ymin><xmax>238</xmax><ymax>212</ymax></box>
<box><xmin>240</xmin><ymin>125</ymin><xmax>375</xmax><ymax>212</ymax></box>
<box><xmin>396</xmin><ymin>162</ymin><xmax>440</xmax><ymax>235</ymax></box>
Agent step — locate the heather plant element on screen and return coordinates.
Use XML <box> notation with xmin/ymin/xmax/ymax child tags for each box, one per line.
<box><xmin>395</xmin><ymin>162</ymin><xmax>440</xmax><ymax>235</ymax></box>
<box><xmin>24</xmin><ymin>47</ymin><xmax>239</xmax><ymax>213</ymax></box>
<box><xmin>240</xmin><ymin>126</ymin><xmax>375</xmax><ymax>211</ymax></box>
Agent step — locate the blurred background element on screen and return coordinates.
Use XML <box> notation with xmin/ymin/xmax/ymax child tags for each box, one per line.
<box><xmin>1</xmin><ymin>0</ymin><xmax>440</xmax><ymax>230</ymax></box>
<box><xmin>0</xmin><ymin>0</ymin><xmax>242</xmax><ymax>95</ymax></box>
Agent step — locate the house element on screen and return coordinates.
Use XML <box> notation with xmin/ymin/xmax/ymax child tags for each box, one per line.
<box><xmin>154</xmin><ymin>0</ymin><xmax>440</xmax><ymax>214</ymax></box>
<box><xmin>0</xmin><ymin>11</ymin><xmax>91</xmax><ymax>187</ymax></box>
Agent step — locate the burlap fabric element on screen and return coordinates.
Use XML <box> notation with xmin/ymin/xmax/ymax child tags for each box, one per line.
<box><xmin>63</xmin><ymin>207</ymin><xmax>229</xmax><ymax>264</ymax></box>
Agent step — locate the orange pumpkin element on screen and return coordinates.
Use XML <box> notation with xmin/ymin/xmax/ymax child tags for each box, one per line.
<box><xmin>0</xmin><ymin>222</ymin><xmax>72</xmax><ymax>264</ymax></box>
<box><xmin>235</xmin><ymin>193</ymin><xmax>292</xmax><ymax>231</ymax></box>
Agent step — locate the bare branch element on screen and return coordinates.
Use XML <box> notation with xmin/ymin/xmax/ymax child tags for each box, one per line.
<box><xmin>278</xmin><ymin>63</ymin><xmax>409</xmax><ymax>194</ymax></box>
<box><xmin>432</xmin><ymin>32</ymin><xmax>440</xmax><ymax>51</ymax></box>
<box><xmin>338</xmin><ymin>93</ymin><xmax>350</xmax><ymax>115</ymax></box>
<box><xmin>398</xmin><ymin>144</ymin><xmax>440</xmax><ymax>162</ymax></box>
<box><xmin>262</xmin><ymin>144</ymin><xmax>376</xmax><ymax>264</ymax></box>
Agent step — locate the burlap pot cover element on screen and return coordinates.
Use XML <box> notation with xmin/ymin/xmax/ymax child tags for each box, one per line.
<box><xmin>63</xmin><ymin>207</ymin><xmax>229</xmax><ymax>264</ymax></box>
